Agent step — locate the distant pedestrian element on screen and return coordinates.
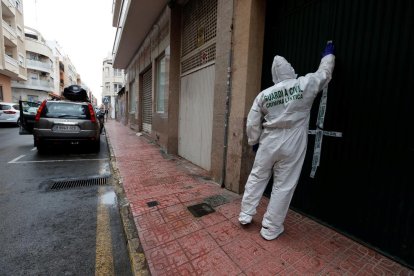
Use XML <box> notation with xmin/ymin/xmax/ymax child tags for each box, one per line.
<box><xmin>105</xmin><ymin>107</ymin><xmax>109</xmax><ymax>122</ymax></box>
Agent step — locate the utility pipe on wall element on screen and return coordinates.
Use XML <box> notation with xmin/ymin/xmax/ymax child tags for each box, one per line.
<box><xmin>221</xmin><ymin>0</ymin><xmax>234</xmax><ymax>188</ymax></box>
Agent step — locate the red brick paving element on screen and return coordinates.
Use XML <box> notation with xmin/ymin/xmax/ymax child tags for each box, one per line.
<box><xmin>105</xmin><ymin>120</ymin><xmax>413</xmax><ymax>275</ymax></box>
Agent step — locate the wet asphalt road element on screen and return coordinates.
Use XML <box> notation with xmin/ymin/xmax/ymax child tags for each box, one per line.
<box><xmin>0</xmin><ymin>125</ymin><xmax>132</xmax><ymax>276</ymax></box>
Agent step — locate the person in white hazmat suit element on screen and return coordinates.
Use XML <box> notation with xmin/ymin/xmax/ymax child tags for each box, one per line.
<box><xmin>239</xmin><ymin>42</ymin><xmax>335</xmax><ymax>240</ymax></box>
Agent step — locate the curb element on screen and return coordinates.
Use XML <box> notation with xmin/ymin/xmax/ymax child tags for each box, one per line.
<box><xmin>105</xmin><ymin>128</ymin><xmax>150</xmax><ymax>276</ymax></box>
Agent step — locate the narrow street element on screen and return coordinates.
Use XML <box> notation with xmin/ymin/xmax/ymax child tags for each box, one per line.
<box><xmin>0</xmin><ymin>125</ymin><xmax>132</xmax><ymax>275</ymax></box>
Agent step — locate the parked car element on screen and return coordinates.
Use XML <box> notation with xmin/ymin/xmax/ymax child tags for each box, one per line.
<box><xmin>19</xmin><ymin>99</ymin><xmax>101</xmax><ymax>152</ymax></box>
<box><xmin>0</xmin><ymin>102</ymin><xmax>20</xmax><ymax>126</ymax></box>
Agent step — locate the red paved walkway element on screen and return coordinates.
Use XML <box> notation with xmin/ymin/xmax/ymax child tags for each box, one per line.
<box><xmin>105</xmin><ymin>120</ymin><xmax>413</xmax><ymax>276</ymax></box>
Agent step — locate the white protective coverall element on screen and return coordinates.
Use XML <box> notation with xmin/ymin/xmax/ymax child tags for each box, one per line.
<box><xmin>239</xmin><ymin>53</ymin><xmax>335</xmax><ymax>240</ymax></box>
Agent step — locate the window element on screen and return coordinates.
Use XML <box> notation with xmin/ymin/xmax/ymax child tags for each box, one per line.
<box><xmin>105</xmin><ymin>82</ymin><xmax>110</xmax><ymax>93</ymax></box>
<box><xmin>25</xmin><ymin>33</ymin><xmax>38</xmax><ymax>40</ymax></box>
<box><xmin>18</xmin><ymin>54</ymin><xmax>25</xmax><ymax>66</ymax></box>
<box><xmin>28</xmin><ymin>52</ymin><xmax>39</xmax><ymax>60</ymax></box>
<box><xmin>129</xmin><ymin>80</ymin><xmax>136</xmax><ymax>112</ymax></box>
<box><xmin>105</xmin><ymin>67</ymin><xmax>110</xmax><ymax>77</ymax></box>
<box><xmin>113</xmin><ymin>83</ymin><xmax>122</xmax><ymax>94</ymax></box>
<box><xmin>30</xmin><ymin>73</ymin><xmax>39</xmax><ymax>80</ymax></box>
<box><xmin>156</xmin><ymin>55</ymin><xmax>166</xmax><ymax>113</ymax></box>
<box><xmin>114</xmin><ymin>69</ymin><xmax>122</xmax><ymax>77</ymax></box>
<box><xmin>28</xmin><ymin>95</ymin><xmax>39</xmax><ymax>102</ymax></box>
<box><xmin>16</xmin><ymin>0</ymin><xmax>23</xmax><ymax>13</ymax></box>
<box><xmin>17</xmin><ymin>26</ymin><xmax>23</xmax><ymax>38</ymax></box>
<box><xmin>0</xmin><ymin>86</ymin><xmax>3</xmax><ymax>101</ymax></box>
<box><xmin>43</xmin><ymin>102</ymin><xmax>91</xmax><ymax>119</ymax></box>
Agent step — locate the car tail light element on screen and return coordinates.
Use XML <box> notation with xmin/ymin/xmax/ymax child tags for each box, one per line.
<box><xmin>88</xmin><ymin>104</ymin><xmax>96</xmax><ymax>123</ymax></box>
<box><xmin>3</xmin><ymin>110</ymin><xmax>16</xmax><ymax>114</ymax></box>
<box><xmin>35</xmin><ymin>100</ymin><xmax>47</xmax><ymax>122</ymax></box>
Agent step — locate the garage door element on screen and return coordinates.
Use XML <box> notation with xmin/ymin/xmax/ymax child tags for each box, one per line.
<box><xmin>263</xmin><ymin>0</ymin><xmax>413</xmax><ymax>267</ymax></box>
<box><xmin>178</xmin><ymin>0</ymin><xmax>217</xmax><ymax>170</ymax></box>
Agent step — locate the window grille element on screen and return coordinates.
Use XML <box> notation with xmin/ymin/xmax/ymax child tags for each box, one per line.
<box><xmin>182</xmin><ymin>0</ymin><xmax>217</xmax><ymax>57</ymax></box>
<box><xmin>181</xmin><ymin>43</ymin><xmax>215</xmax><ymax>74</ymax></box>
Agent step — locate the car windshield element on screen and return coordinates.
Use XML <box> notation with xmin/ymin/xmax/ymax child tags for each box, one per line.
<box><xmin>42</xmin><ymin>102</ymin><xmax>91</xmax><ymax>119</ymax></box>
<box><xmin>22</xmin><ymin>102</ymin><xmax>40</xmax><ymax>113</ymax></box>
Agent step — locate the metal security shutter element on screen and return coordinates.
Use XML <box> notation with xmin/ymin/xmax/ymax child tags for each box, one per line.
<box><xmin>178</xmin><ymin>0</ymin><xmax>217</xmax><ymax>170</ymax></box>
<box><xmin>142</xmin><ymin>68</ymin><xmax>152</xmax><ymax>133</ymax></box>
<box><xmin>263</xmin><ymin>0</ymin><xmax>414</xmax><ymax>268</ymax></box>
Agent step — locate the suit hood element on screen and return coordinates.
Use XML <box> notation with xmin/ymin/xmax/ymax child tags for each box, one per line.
<box><xmin>271</xmin><ymin>55</ymin><xmax>297</xmax><ymax>84</ymax></box>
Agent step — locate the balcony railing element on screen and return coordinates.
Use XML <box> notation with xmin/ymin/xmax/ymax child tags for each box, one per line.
<box><xmin>26</xmin><ymin>59</ymin><xmax>53</xmax><ymax>73</ymax></box>
<box><xmin>2</xmin><ymin>21</ymin><xmax>17</xmax><ymax>47</ymax></box>
<box><xmin>2</xmin><ymin>0</ymin><xmax>16</xmax><ymax>15</ymax></box>
<box><xmin>4</xmin><ymin>55</ymin><xmax>19</xmax><ymax>74</ymax></box>
<box><xmin>2</xmin><ymin>20</ymin><xmax>17</xmax><ymax>38</ymax></box>
<box><xmin>12</xmin><ymin>78</ymin><xmax>54</xmax><ymax>92</ymax></box>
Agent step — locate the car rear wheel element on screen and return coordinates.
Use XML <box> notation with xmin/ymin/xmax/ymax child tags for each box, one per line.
<box><xmin>37</xmin><ymin>144</ymin><xmax>45</xmax><ymax>153</ymax></box>
<box><xmin>36</xmin><ymin>141</ymin><xmax>47</xmax><ymax>153</ymax></box>
<box><xmin>92</xmin><ymin>140</ymin><xmax>100</xmax><ymax>153</ymax></box>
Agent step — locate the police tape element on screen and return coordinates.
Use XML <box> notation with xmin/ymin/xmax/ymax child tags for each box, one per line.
<box><xmin>309</xmin><ymin>87</ymin><xmax>342</xmax><ymax>178</ymax></box>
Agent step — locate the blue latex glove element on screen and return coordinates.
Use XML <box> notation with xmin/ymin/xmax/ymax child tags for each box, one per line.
<box><xmin>252</xmin><ymin>144</ymin><xmax>259</xmax><ymax>153</ymax></box>
<box><xmin>321</xmin><ymin>41</ymin><xmax>335</xmax><ymax>57</ymax></box>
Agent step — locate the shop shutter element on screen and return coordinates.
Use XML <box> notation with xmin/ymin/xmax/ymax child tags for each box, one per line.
<box><xmin>142</xmin><ymin>68</ymin><xmax>152</xmax><ymax>133</ymax></box>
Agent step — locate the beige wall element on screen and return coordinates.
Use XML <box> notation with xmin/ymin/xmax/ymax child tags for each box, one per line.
<box><xmin>0</xmin><ymin>74</ymin><xmax>12</xmax><ymax>102</ymax></box>
<box><xmin>166</xmin><ymin>7</ymin><xmax>181</xmax><ymax>155</ymax></box>
<box><xmin>25</xmin><ymin>39</ymin><xmax>53</xmax><ymax>58</ymax></box>
<box><xmin>210</xmin><ymin>0</ymin><xmax>234</xmax><ymax>185</ymax></box>
<box><xmin>15</xmin><ymin>4</ymin><xmax>26</xmax><ymax>80</ymax></box>
<box><xmin>0</xmin><ymin>1</ymin><xmax>27</xmax><ymax>81</ymax></box>
<box><xmin>224</xmin><ymin>0</ymin><xmax>266</xmax><ymax>193</ymax></box>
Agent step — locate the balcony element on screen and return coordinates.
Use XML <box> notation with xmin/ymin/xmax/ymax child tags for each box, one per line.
<box><xmin>1</xmin><ymin>0</ymin><xmax>16</xmax><ymax>16</ymax></box>
<box><xmin>112</xmin><ymin>0</ymin><xmax>165</xmax><ymax>68</ymax></box>
<box><xmin>4</xmin><ymin>54</ymin><xmax>18</xmax><ymax>73</ymax></box>
<box><xmin>12</xmin><ymin>78</ymin><xmax>54</xmax><ymax>92</ymax></box>
<box><xmin>2</xmin><ymin>20</ymin><xmax>17</xmax><ymax>46</ymax></box>
<box><xmin>26</xmin><ymin>59</ymin><xmax>53</xmax><ymax>74</ymax></box>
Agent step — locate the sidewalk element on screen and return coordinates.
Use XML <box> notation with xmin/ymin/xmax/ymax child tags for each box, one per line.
<box><xmin>105</xmin><ymin>120</ymin><xmax>413</xmax><ymax>276</ymax></box>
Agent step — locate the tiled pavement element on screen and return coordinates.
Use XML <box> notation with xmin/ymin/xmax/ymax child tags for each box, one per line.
<box><xmin>105</xmin><ymin>120</ymin><xmax>413</xmax><ymax>276</ymax></box>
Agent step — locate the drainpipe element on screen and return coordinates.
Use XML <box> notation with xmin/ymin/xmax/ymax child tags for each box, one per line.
<box><xmin>221</xmin><ymin>0</ymin><xmax>234</xmax><ymax>188</ymax></box>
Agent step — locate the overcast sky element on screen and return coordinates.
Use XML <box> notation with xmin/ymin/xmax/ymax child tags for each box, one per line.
<box><xmin>23</xmin><ymin>0</ymin><xmax>116</xmax><ymax>103</ymax></box>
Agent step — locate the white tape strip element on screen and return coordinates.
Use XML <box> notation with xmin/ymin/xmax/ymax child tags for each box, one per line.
<box><xmin>309</xmin><ymin>87</ymin><xmax>342</xmax><ymax>178</ymax></box>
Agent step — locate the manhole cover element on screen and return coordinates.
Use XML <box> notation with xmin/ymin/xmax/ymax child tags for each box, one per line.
<box><xmin>50</xmin><ymin>177</ymin><xmax>109</xmax><ymax>190</ymax></box>
<box><xmin>187</xmin><ymin>203</ymin><xmax>215</xmax><ymax>217</ymax></box>
<box><xmin>203</xmin><ymin>194</ymin><xmax>229</xmax><ymax>207</ymax></box>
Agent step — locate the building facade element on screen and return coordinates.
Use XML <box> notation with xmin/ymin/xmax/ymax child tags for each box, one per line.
<box><xmin>46</xmin><ymin>40</ymin><xmax>66</xmax><ymax>94</ymax></box>
<box><xmin>0</xmin><ymin>0</ymin><xmax>26</xmax><ymax>102</ymax></box>
<box><xmin>112</xmin><ymin>0</ymin><xmax>413</xmax><ymax>268</ymax></box>
<box><xmin>11</xmin><ymin>27</ymin><xmax>54</xmax><ymax>102</ymax></box>
<box><xmin>102</xmin><ymin>53</ymin><xmax>124</xmax><ymax>119</ymax></box>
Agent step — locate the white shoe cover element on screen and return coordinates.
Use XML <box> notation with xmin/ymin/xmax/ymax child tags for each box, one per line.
<box><xmin>260</xmin><ymin>225</ymin><xmax>284</xmax><ymax>240</ymax></box>
<box><xmin>238</xmin><ymin>212</ymin><xmax>253</xmax><ymax>225</ymax></box>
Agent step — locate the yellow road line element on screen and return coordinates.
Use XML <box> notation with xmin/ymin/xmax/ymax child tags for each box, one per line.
<box><xmin>95</xmin><ymin>186</ymin><xmax>114</xmax><ymax>276</ymax></box>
